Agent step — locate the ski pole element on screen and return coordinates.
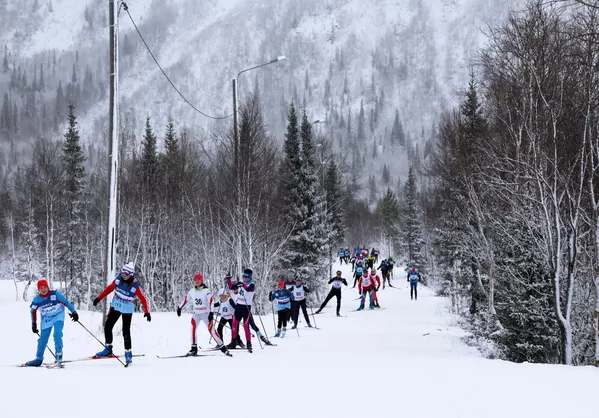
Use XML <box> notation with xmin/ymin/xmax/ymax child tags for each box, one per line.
<box><xmin>271</xmin><ymin>299</ymin><xmax>276</xmax><ymax>333</ymax></box>
<box><xmin>36</xmin><ymin>331</ymin><xmax>56</xmax><ymax>359</ymax></box>
<box><xmin>240</xmin><ymin>288</ymin><xmax>263</xmax><ymax>350</ymax></box>
<box><xmin>309</xmin><ymin>305</ymin><xmax>318</xmax><ymax>329</ymax></box>
<box><xmin>209</xmin><ymin>301</ymin><xmax>223</xmax><ymax>345</ymax></box>
<box><xmin>76</xmin><ymin>321</ymin><xmax>126</xmax><ymax>367</ymax></box>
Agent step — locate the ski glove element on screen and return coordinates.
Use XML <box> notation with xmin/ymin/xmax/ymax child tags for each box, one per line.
<box><xmin>32</xmin><ymin>323</ymin><xmax>38</xmax><ymax>334</ymax></box>
<box><xmin>93</xmin><ymin>297</ymin><xmax>100</xmax><ymax>307</ymax></box>
<box><xmin>69</xmin><ymin>312</ymin><xmax>79</xmax><ymax>322</ymax></box>
<box><xmin>208</xmin><ymin>312</ymin><xmax>214</xmax><ymax>322</ymax></box>
<box><xmin>177</xmin><ymin>307</ymin><xmax>182</xmax><ymax>317</ymax></box>
<box><xmin>144</xmin><ymin>312</ymin><xmax>151</xmax><ymax>322</ymax></box>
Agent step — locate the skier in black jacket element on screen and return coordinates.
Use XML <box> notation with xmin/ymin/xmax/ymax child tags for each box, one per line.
<box><xmin>314</xmin><ymin>271</ymin><xmax>348</xmax><ymax>317</ymax></box>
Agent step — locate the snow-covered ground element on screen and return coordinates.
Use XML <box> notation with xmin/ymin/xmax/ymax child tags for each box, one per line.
<box><xmin>0</xmin><ymin>263</ymin><xmax>597</xmax><ymax>418</ymax></box>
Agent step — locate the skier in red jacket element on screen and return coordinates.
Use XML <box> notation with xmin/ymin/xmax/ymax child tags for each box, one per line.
<box><xmin>357</xmin><ymin>270</ymin><xmax>376</xmax><ymax>311</ymax></box>
<box><xmin>369</xmin><ymin>269</ymin><xmax>381</xmax><ymax>308</ymax></box>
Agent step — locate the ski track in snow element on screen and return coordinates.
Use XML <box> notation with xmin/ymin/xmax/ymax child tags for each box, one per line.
<box><xmin>0</xmin><ymin>262</ymin><xmax>597</xmax><ymax>418</ymax></box>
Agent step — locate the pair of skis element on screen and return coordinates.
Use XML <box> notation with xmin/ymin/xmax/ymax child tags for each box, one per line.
<box><xmin>18</xmin><ymin>354</ymin><xmax>146</xmax><ymax>368</ymax></box>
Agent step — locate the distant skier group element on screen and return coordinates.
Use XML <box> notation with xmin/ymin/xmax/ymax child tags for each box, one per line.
<box><xmin>23</xmin><ymin>245</ymin><xmax>422</xmax><ymax>368</ymax></box>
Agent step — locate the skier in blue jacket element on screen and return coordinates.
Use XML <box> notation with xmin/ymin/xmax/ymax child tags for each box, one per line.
<box><xmin>25</xmin><ymin>279</ymin><xmax>78</xmax><ymax>366</ymax></box>
<box><xmin>407</xmin><ymin>267</ymin><xmax>422</xmax><ymax>300</ymax></box>
<box><xmin>269</xmin><ymin>280</ymin><xmax>292</xmax><ymax>337</ymax></box>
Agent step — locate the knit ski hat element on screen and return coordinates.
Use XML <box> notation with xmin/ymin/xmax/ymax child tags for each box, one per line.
<box><xmin>277</xmin><ymin>280</ymin><xmax>284</xmax><ymax>288</ymax></box>
<box><xmin>194</xmin><ymin>273</ymin><xmax>204</xmax><ymax>282</ymax></box>
<box><xmin>37</xmin><ymin>279</ymin><xmax>49</xmax><ymax>291</ymax></box>
<box><xmin>243</xmin><ymin>269</ymin><xmax>253</xmax><ymax>279</ymax></box>
<box><xmin>121</xmin><ymin>263</ymin><xmax>135</xmax><ymax>276</ymax></box>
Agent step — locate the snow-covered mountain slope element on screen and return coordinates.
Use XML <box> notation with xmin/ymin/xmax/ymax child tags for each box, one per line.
<box><xmin>1</xmin><ymin>1</ymin><xmax>522</xmax><ymax>164</ymax></box>
<box><xmin>0</xmin><ymin>262</ymin><xmax>596</xmax><ymax>418</ymax></box>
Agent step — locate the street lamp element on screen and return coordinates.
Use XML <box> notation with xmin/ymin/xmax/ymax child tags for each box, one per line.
<box><xmin>231</xmin><ymin>55</ymin><xmax>286</xmax><ymax>280</ymax></box>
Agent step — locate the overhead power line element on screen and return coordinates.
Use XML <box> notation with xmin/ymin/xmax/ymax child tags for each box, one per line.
<box><xmin>122</xmin><ymin>2</ymin><xmax>233</xmax><ymax>120</ymax></box>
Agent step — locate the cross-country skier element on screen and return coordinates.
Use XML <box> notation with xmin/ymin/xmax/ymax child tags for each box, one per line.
<box><xmin>407</xmin><ymin>268</ymin><xmax>422</xmax><ymax>300</ymax></box>
<box><xmin>177</xmin><ymin>273</ymin><xmax>230</xmax><ymax>356</ymax></box>
<box><xmin>353</xmin><ymin>260</ymin><xmax>365</xmax><ymax>288</ymax></box>
<box><xmin>343</xmin><ymin>248</ymin><xmax>351</xmax><ymax>264</ymax></box>
<box><xmin>357</xmin><ymin>269</ymin><xmax>376</xmax><ymax>311</ymax></box>
<box><xmin>365</xmin><ymin>254</ymin><xmax>376</xmax><ymax>270</ymax></box>
<box><xmin>24</xmin><ymin>280</ymin><xmax>78</xmax><ymax>366</ymax></box>
<box><xmin>314</xmin><ymin>270</ymin><xmax>347</xmax><ymax>316</ymax></box>
<box><xmin>227</xmin><ymin>269</ymin><xmax>256</xmax><ymax>352</ymax></box>
<box><xmin>290</xmin><ymin>277</ymin><xmax>312</xmax><ymax>329</ymax></box>
<box><xmin>350</xmin><ymin>255</ymin><xmax>357</xmax><ymax>271</ymax></box>
<box><xmin>269</xmin><ymin>281</ymin><xmax>292</xmax><ymax>337</ymax></box>
<box><xmin>214</xmin><ymin>289</ymin><xmax>244</xmax><ymax>348</ymax></box>
<box><xmin>369</xmin><ymin>269</ymin><xmax>381</xmax><ymax>308</ymax></box>
<box><xmin>93</xmin><ymin>263</ymin><xmax>150</xmax><ymax>365</ymax></box>
<box><xmin>371</xmin><ymin>248</ymin><xmax>380</xmax><ymax>263</ymax></box>
<box><xmin>338</xmin><ymin>248</ymin><xmax>345</xmax><ymax>264</ymax></box>
<box><xmin>378</xmin><ymin>259</ymin><xmax>393</xmax><ymax>289</ymax></box>
<box><xmin>228</xmin><ymin>281</ymin><xmax>273</xmax><ymax>347</ymax></box>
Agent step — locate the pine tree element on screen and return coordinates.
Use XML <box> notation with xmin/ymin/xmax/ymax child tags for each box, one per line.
<box><xmin>162</xmin><ymin>117</ymin><xmax>181</xmax><ymax>205</ymax></box>
<box><xmin>401</xmin><ymin>166</ymin><xmax>425</xmax><ymax>270</ymax></box>
<box><xmin>38</xmin><ymin>63</ymin><xmax>45</xmax><ymax>91</ymax></box>
<box><xmin>2</xmin><ymin>45</ymin><xmax>8</xmax><ymax>73</ymax></box>
<box><xmin>378</xmin><ymin>188</ymin><xmax>399</xmax><ymax>257</ymax></box>
<box><xmin>357</xmin><ymin>99</ymin><xmax>366</xmax><ymax>144</ymax></box>
<box><xmin>324</xmin><ymin>160</ymin><xmax>345</xmax><ymax>245</ymax></box>
<box><xmin>141</xmin><ymin>116</ymin><xmax>158</xmax><ymax>199</ymax></box>
<box><xmin>382</xmin><ymin>164</ymin><xmax>390</xmax><ymax>186</ymax></box>
<box><xmin>0</xmin><ymin>93</ymin><xmax>9</xmax><ymax>133</ymax></box>
<box><xmin>55</xmin><ymin>80</ymin><xmax>65</xmax><ymax>118</ymax></box>
<box><xmin>61</xmin><ymin>104</ymin><xmax>87</xmax><ymax>303</ymax></box>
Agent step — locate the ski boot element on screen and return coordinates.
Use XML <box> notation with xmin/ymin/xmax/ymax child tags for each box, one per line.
<box><xmin>217</xmin><ymin>344</ymin><xmax>232</xmax><ymax>357</ymax></box>
<box><xmin>336</xmin><ymin>313</ymin><xmax>342</xmax><ymax>317</ymax></box>
<box><xmin>227</xmin><ymin>340</ymin><xmax>238</xmax><ymax>350</ymax></box>
<box><xmin>369</xmin><ymin>304</ymin><xmax>375</xmax><ymax>309</ymax></box>
<box><xmin>274</xmin><ymin>328</ymin><xmax>281</xmax><ymax>337</ymax></box>
<box><xmin>237</xmin><ymin>338</ymin><xmax>245</xmax><ymax>348</ymax></box>
<box><xmin>95</xmin><ymin>344</ymin><xmax>113</xmax><ymax>358</ymax></box>
<box><xmin>25</xmin><ymin>358</ymin><xmax>43</xmax><ymax>367</ymax></box>
<box><xmin>357</xmin><ymin>305</ymin><xmax>364</xmax><ymax>311</ymax></box>
<box><xmin>282</xmin><ymin>327</ymin><xmax>287</xmax><ymax>338</ymax></box>
<box><xmin>291</xmin><ymin>323</ymin><xmax>297</xmax><ymax>330</ymax></box>
<box><xmin>262</xmin><ymin>336</ymin><xmax>274</xmax><ymax>346</ymax></box>
<box><xmin>55</xmin><ymin>352</ymin><xmax>63</xmax><ymax>363</ymax></box>
<box><xmin>314</xmin><ymin>309</ymin><xmax>322</xmax><ymax>314</ymax></box>
<box><xmin>187</xmin><ymin>344</ymin><xmax>198</xmax><ymax>356</ymax></box>
<box><xmin>125</xmin><ymin>350</ymin><xmax>133</xmax><ymax>365</ymax></box>
<box><xmin>247</xmin><ymin>341</ymin><xmax>253</xmax><ymax>353</ymax></box>
<box><xmin>307</xmin><ymin>323</ymin><xmax>313</xmax><ymax>328</ymax></box>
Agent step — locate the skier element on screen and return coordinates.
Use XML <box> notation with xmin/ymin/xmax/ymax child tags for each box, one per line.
<box><xmin>365</xmin><ymin>253</ymin><xmax>376</xmax><ymax>270</ymax></box>
<box><xmin>352</xmin><ymin>260</ymin><xmax>365</xmax><ymax>288</ymax></box>
<box><xmin>343</xmin><ymin>248</ymin><xmax>351</xmax><ymax>264</ymax></box>
<box><xmin>228</xmin><ymin>280</ymin><xmax>273</xmax><ymax>347</ymax></box>
<box><xmin>269</xmin><ymin>281</ymin><xmax>292</xmax><ymax>337</ymax></box>
<box><xmin>214</xmin><ymin>289</ymin><xmax>244</xmax><ymax>348</ymax></box>
<box><xmin>314</xmin><ymin>270</ymin><xmax>348</xmax><ymax>316</ymax></box>
<box><xmin>25</xmin><ymin>280</ymin><xmax>79</xmax><ymax>366</ymax></box>
<box><xmin>350</xmin><ymin>255</ymin><xmax>357</xmax><ymax>271</ymax></box>
<box><xmin>357</xmin><ymin>269</ymin><xmax>376</xmax><ymax>310</ymax></box>
<box><xmin>378</xmin><ymin>259</ymin><xmax>393</xmax><ymax>289</ymax></box>
<box><xmin>369</xmin><ymin>269</ymin><xmax>381</xmax><ymax>308</ymax></box>
<box><xmin>290</xmin><ymin>277</ymin><xmax>312</xmax><ymax>329</ymax></box>
<box><xmin>407</xmin><ymin>267</ymin><xmax>422</xmax><ymax>300</ymax></box>
<box><xmin>93</xmin><ymin>262</ymin><xmax>150</xmax><ymax>365</ymax></box>
<box><xmin>338</xmin><ymin>248</ymin><xmax>345</xmax><ymax>264</ymax></box>
<box><xmin>228</xmin><ymin>269</ymin><xmax>256</xmax><ymax>352</ymax></box>
<box><xmin>371</xmin><ymin>248</ymin><xmax>380</xmax><ymax>263</ymax></box>
<box><xmin>177</xmin><ymin>273</ymin><xmax>230</xmax><ymax>356</ymax></box>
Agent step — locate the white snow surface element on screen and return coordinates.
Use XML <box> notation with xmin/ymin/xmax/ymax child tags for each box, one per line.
<box><xmin>0</xmin><ymin>262</ymin><xmax>597</xmax><ymax>418</ymax></box>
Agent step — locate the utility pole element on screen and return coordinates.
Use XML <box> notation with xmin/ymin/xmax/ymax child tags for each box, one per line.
<box><xmin>232</xmin><ymin>78</ymin><xmax>242</xmax><ymax>282</ymax></box>
<box><xmin>104</xmin><ymin>0</ymin><xmax>120</xmax><ymax>319</ymax></box>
